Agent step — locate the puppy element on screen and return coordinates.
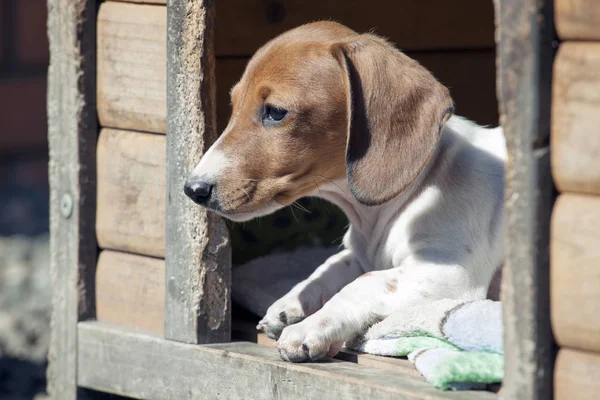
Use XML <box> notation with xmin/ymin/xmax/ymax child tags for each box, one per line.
<box><xmin>184</xmin><ymin>21</ymin><xmax>506</xmax><ymax>363</ymax></box>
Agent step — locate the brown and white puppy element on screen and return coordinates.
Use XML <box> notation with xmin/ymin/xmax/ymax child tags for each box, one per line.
<box><xmin>184</xmin><ymin>21</ymin><xmax>506</xmax><ymax>363</ymax></box>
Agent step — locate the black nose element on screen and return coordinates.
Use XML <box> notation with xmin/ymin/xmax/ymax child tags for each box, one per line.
<box><xmin>184</xmin><ymin>180</ymin><xmax>214</xmax><ymax>205</ymax></box>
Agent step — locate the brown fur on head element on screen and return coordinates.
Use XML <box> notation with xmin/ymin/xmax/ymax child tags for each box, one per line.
<box><xmin>184</xmin><ymin>21</ymin><xmax>453</xmax><ymax>221</ymax></box>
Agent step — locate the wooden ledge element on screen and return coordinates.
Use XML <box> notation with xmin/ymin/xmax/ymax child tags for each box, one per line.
<box><xmin>78</xmin><ymin>321</ymin><xmax>496</xmax><ymax>399</ymax></box>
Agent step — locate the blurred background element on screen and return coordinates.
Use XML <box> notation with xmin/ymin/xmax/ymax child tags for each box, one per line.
<box><xmin>0</xmin><ymin>0</ymin><xmax>51</xmax><ymax>399</ymax></box>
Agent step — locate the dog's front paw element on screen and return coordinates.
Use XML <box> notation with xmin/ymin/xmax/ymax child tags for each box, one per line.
<box><xmin>257</xmin><ymin>295</ymin><xmax>308</xmax><ymax>340</ymax></box>
<box><xmin>275</xmin><ymin>317</ymin><xmax>343</xmax><ymax>362</ymax></box>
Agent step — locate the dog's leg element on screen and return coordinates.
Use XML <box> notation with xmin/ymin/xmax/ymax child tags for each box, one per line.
<box><xmin>257</xmin><ymin>249</ymin><xmax>363</xmax><ymax>339</ymax></box>
<box><xmin>275</xmin><ymin>258</ymin><xmax>484</xmax><ymax>362</ymax></box>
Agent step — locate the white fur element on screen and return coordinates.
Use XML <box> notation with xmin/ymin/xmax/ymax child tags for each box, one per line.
<box><xmin>263</xmin><ymin>116</ymin><xmax>507</xmax><ymax>362</ymax></box>
<box><xmin>190</xmin><ymin>135</ymin><xmax>230</xmax><ymax>182</ymax></box>
<box><xmin>223</xmin><ymin>200</ymin><xmax>283</xmax><ymax>222</ymax></box>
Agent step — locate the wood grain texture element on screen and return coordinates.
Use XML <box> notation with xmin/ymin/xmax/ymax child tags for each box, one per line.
<box><xmin>47</xmin><ymin>0</ymin><xmax>97</xmax><ymax>398</ymax></box>
<box><xmin>555</xmin><ymin>0</ymin><xmax>600</xmax><ymax>40</ymax></box>
<box><xmin>96</xmin><ymin>128</ymin><xmax>166</xmax><ymax>258</ymax></box>
<box><xmin>552</xmin><ymin>43</ymin><xmax>600</xmax><ymax>195</ymax></box>
<box><xmin>494</xmin><ymin>0</ymin><xmax>555</xmax><ymax>398</ymax></box>
<box><xmin>214</xmin><ymin>0</ymin><xmax>494</xmax><ymax>56</ymax></box>
<box><xmin>97</xmin><ymin>2</ymin><xmax>166</xmax><ymax>133</ymax></box>
<box><xmin>551</xmin><ymin>194</ymin><xmax>600</xmax><ymax>352</ymax></box>
<box><xmin>555</xmin><ymin>349</ymin><xmax>600</xmax><ymax>400</ymax></box>
<box><xmin>166</xmin><ymin>0</ymin><xmax>231</xmax><ymax>344</ymax></box>
<box><xmin>96</xmin><ymin>251</ymin><xmax>165</xmax><ymax>336</ymax></box>
<box><xmin>77</xmin><ymin>321</ymin><xmax>496</xmax><ymax>400</ymax></box>
<box><xmin>216</xmin><ymin>51</ymin><xmax>498</xmax><ymax>133</ymax></box>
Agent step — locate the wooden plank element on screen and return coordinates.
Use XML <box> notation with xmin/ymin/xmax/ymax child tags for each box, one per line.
<box><xmin>166</xmin><ymin>0</ymin><xmax>231</xmax><ymax>344</ymax></box>
<box><xmin>551</xmin><ymin>194</ymin><xmax>600</xmax><ymax>352</ymax></box>
<box><xmin>97</xmin><ymin>2</ymin><xmax>166</xmax><ymax>134</ymax></box>
<box><xmin>96</xmin><ymin>128</ymin><xmax>166</xmax><ymax>258</ymax></box>
<box><xmin>214</xmin><ymin>0</ymin><xmax>494</xmax><ymax>56</ymax></box>
<box><xmin>555</xmin><ymin>0</ymin><xmax>600</xmax><ymax>40</ymax></box>
<box><xmin>494</xmin><ymin>0</ymin><xmax>555</xmax><ymax>398</ymax></box>
<box><xmin>552</xmin><ymin>43</ymin><xmax>600</xmax><ymax>195</ymax></box>
<box><xmin>555</xmin><ymin>349</ymin><xmax>600</xmax><ymax>400</ymax></box>
<box><xmin>47</xmin><ymin>0</ymin><xmax>97</xmax><ymax>398</ymax></box>
<box><xmin>96</xmin><ymin>251</ymin><xmax>165</xmax><ymax>336</ymax></box>
<box><xmin>77</xmin><ymin>321</ymin><xmax>496</xmax><ymax>400</ymax></box>
<box><xmin>216</xmin><ymin>51</ymin><xmax>498</xmax><ymax>133</ymax></box>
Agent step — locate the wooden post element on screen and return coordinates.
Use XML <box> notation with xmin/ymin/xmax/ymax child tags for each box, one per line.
<box><xmin>46</xmin><ymin>0</ymin><xmax>97</xmax><ymax>398</ymax></box>
<box><xmin>165</xmin><ymin>0</ymin><xmax>231</xmax><ymax>344</ymax></box>
<box><xmin>494</xmin><ymin>0</ymin><xmax>556</xmax><ymax>398</ymax></box>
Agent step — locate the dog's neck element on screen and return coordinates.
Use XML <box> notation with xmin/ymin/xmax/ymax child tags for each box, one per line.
<box><xmin>315</xmin><ymin>137</ymin><xmax>443</xmax><ymax>239</ymax></box>
<box><xmin>314</xmin><ymin>154</ymin><xmax>439</xmax><ymax>247</ymax></box>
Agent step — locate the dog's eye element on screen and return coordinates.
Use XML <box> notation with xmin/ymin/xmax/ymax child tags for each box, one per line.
<box><xmin>262</xmin><ymin>105</ymin><xmax>287</xmax><ymax>125</ymax></box>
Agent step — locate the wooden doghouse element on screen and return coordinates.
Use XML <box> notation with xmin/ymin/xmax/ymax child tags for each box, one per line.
<box><xmin>47</xmin><ymin>0</ymin><xmax>586</xmax><ymax>398</ymax></box>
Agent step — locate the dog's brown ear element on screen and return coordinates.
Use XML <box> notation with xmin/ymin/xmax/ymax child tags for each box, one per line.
<box><xmin>332</xmin><ymin>36</ymin><xmax>454</xmax><ymax>206</ymax></box>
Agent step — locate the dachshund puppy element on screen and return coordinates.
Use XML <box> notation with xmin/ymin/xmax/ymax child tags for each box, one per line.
<box><xmin>184</xmin><ymin>21</ymin><xmax>506</xmax><ymax>363</ymax></box>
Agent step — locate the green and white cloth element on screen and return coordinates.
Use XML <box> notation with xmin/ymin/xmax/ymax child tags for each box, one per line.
<box><xmin>348</xmin><ymin>298</ymin><xmax>503</xmax><ymax>390</ymax></box>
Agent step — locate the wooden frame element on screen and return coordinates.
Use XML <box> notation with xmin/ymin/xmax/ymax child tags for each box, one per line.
<box><xmin>47</xmin><ymin>0</ymin><xmax>557</xmax><ymax>398</ymax></box>
<box><xmin>47</xmin><ymin>0</ymin><xmax>97</xmax><ymax>398</ymax></box>
<box><xmin>165</xmin><ymin>0</ymin><xmax>231</xmax><ymax>345</ymax></box>
<box><xmin>494</xmin><ymin>0</ymin><xmax>556</xmax><ymax>398</ymax></box>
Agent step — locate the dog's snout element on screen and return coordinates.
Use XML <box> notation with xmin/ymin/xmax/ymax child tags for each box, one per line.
<box><xmin>184</xmin><ymin>180</ymin><xmax>214</xmax><ymax>205</ymax></box>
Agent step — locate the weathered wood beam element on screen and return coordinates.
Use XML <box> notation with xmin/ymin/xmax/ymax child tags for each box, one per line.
<box><xmin>47</xmin><ymin>0</ymin><xmax>97</xmax><ymax>398</ymax></box>
<box><xmin>77</xmin><ymin>321</ymin><xmax>496</xmax><ymax>400</ymax></box>
<box><xmin>494</xmin><ymin>0</ymin><xmax>556</xmax><ymax>398</ymax></box>
<box><xmin>165</xmin><ymin>0</ymin><xmax>231</xmax><ymax>344</ymax></box>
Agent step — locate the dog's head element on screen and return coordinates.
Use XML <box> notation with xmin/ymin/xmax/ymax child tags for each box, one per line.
<box><xmin>185</xmin><ymin>21</ymin><xmax>453</xmax><ymax>221</ymax></box>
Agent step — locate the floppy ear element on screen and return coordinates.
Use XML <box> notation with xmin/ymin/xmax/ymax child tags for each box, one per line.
<box><xmin>332</xmin><ymin>35</ymin><xmax>454</xmax><ymax>206</ymax></box>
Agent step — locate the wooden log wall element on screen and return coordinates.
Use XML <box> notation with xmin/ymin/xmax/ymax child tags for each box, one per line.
<box><xmin>95</xmin><ymin>0</ymin><xmax>497</xmax><ymax>335</ymax></box>
<box><xmin>552</xmin><ymin>1</ymin><xmax>600</xmax><ymax>398</ymax></box>
<box><xmin>95</xmin><ymin>2</ymin><xmax>168</xmax><ymax>336</ymax></box>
